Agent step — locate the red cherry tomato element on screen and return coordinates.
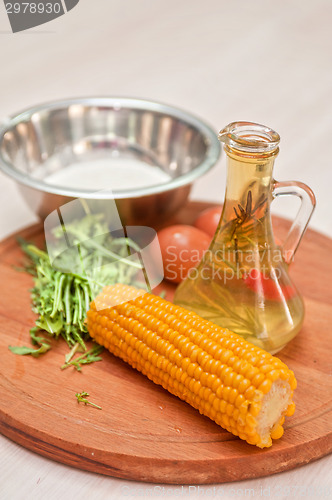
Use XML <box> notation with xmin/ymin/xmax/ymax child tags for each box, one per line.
<box><xmin>194</xmin><ymin>206</ymin><xmax>222</xmax><ymax>237</ymax></box>
<box><xmin>243</xmin><ymin>269</ymin><xmax>296</xmax><ymax>301</ymax></box>
<box><xmin>157</xmin><ymin>225</ymin><xmax>211</xmax><ymax>283</ymax></box>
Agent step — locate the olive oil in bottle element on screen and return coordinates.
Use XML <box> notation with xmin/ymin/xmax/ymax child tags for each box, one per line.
<box><xmin>174</xmin><ymin>122</ymin><xmax>315</xmax><ymax>353</ymax></box>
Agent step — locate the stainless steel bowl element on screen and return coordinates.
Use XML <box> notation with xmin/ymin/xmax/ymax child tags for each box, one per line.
<box><xmin>0</xmin><ymin>97</ymin><xmax>221</xmax><ymax>226</ymax></box>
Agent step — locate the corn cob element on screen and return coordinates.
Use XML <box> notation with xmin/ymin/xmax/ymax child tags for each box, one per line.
<box><xmin>87</xmin><ymin>284</ymin><xmax>297</xmax><ymax>448</ymax></box>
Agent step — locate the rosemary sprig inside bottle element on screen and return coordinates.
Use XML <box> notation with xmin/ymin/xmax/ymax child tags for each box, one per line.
<box><xmin>222</xmin><ymin>190</ymin><xmax>268</xmax><ymax>243</ymax></box>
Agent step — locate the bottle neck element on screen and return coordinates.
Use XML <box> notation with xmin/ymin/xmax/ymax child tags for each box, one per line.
<box><xmin>223</xmin><ymin>149</ymin><xmax>277</xmax><ymax>209</ymax></box>
<box><xmin>217</xmin><ymin>149</ymin><xmax>278</xmax><ymax>246</ymax></box>
<box><xmin>216</xmin><ymin>122</ymin><xmax>280</xmax><ymax>249</ymax></box>
<box><xmin>218</xmin><ymin>121</ymin><xmax>279</xmax><ymax>209</ymax></box>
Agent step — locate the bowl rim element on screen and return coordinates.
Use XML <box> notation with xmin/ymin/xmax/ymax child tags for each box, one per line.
<box><xmin>0</xmin><ymin>96</ymin><xmax>221</xmax><ymax>199</ymax></box>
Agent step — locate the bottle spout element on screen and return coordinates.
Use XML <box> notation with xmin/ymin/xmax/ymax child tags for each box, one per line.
<box><xmin>218</xmin><ymin>122</ymin><xmax>280</xmax><ymax>154</ymax></box>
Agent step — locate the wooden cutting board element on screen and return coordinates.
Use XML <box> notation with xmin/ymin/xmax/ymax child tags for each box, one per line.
<box><xmin>0</xmin><ymin>201</ymin><xmax>332</xmax><ymax>484</ymax></box>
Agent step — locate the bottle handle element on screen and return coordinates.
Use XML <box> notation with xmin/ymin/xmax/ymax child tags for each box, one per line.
<box><xmin>272</xmin><ymin>180</ymin><xmax>316</xmax><ymax>264</ymax></box>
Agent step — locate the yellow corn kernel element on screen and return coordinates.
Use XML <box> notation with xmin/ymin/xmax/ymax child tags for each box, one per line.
<box><xmin>270</xmin><ymin>424</ymin><xmax>284</xmax><ymax>440</ymax></box>
<box><xmin>258</xmin><ymin>379</ymin><xmax>273</xmax><ymax>394</ymax></box>
<box><xmin>286</xmin><ymin>402</ymin><xmax>296</xmax><ymax>416</ymax></box>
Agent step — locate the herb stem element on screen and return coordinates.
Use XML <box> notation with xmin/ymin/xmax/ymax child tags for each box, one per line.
<box><xmin>61</xmin><ymin>345</ymin><xmax>103</xmax><ymax>370</ymax></box>
<box><xmin>64</xmin><ymin>276</ymin><xmax>73</xmax><ymax>325</ymax></box>
<box><xmin>65</xmin><ymin>342</ymin><xmax>80</xmax><ymax>364</ymax></box>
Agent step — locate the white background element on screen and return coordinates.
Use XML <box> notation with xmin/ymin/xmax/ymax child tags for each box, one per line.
<box><xmin>0</xmin><ymin>1</ymin><xmax>331</xmax><ymax>499</ymax></box>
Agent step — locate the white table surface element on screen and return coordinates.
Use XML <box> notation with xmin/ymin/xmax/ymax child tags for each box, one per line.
<box><xmin>0</xmin><ymin>1</ymin><xmax>332</xmax><ymax>499</ymax></box>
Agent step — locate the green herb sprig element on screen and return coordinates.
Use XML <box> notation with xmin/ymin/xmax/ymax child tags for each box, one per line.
<box><xmin>61</xmin><ymin>345</ymin><xmax>104</xmax><ymax>371</ymax></box>
<box><xmin>9</xmin><ymin>328</ymin><xmax>51</xmax><ymax>357</ymax></box>
<box><xmin>75</xmin><ymin>391</ymin><xmax>102</xmax><ymax>410</ymax></box>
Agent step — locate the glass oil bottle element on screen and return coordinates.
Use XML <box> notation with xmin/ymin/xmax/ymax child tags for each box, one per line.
<box><xmin>174</xmin><ymin>122</ymin><xmax>316</xmax><ymax>353</ymax></box>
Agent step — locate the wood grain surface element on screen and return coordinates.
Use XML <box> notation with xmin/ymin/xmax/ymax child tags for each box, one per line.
<box><xmin>0</xmin><ymin>202</ymin><xmax>331</xmax><ymax>484</ymax></box>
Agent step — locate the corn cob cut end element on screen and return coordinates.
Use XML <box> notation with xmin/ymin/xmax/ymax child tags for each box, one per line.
<box><xmin>87</xmin><ymin>284</ymin><xmax>297</xmax><ymax>449</ymax></box>
<box><xmin>255</xmin><ymin>379</ymin><xmax>292</xmax><ymax>447</ymax></box>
